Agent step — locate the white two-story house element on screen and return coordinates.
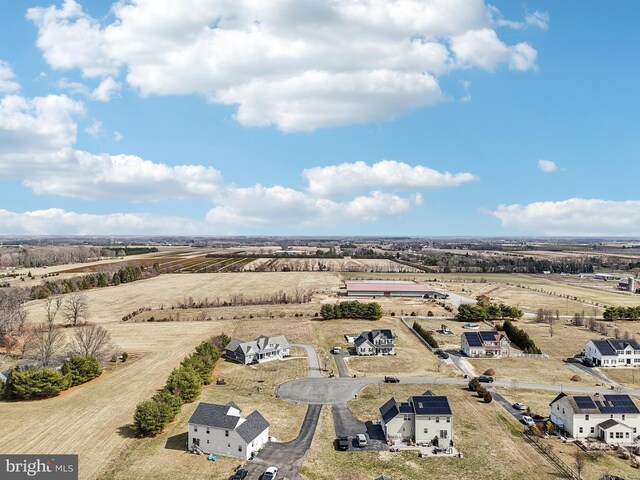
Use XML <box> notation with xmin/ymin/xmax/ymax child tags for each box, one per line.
<box><xmin>188</xmin><ymin>401</ymin><xmax>270</xmax><ymax>460</ymax></box>
<box><xmin>584</xmin><ymin>338</ymin><xmax>640</xmax><ymax>367</ymax></box>
<box><xmin>225</xmin><ymin>335</ymin><xmax>290</xmax><ymax>365</ymax></box>
<box><xmin>550</xmin><ymin>393</ymin><xmax>640</xmax><ymax>443</ymax></box>
<box><xmin>461</xmin><ymin>331</ymin><xmax>511</xmax><ymax>358</ymax></box>
<box><xmin>355</xmin><ymin>329</ymin><xmax>395</xmax><ymax>356</ymax></box>
<box><xmin>379</xmin><ymin>390</ymin><xmax>453</xmax><ymax>447</ymax></box>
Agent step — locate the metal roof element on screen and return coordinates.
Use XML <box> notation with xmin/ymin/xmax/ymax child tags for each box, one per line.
<box><xmin>346</xmin><ymin>282</ymin><xmax>434</xmax><ymax>293</ymax></box>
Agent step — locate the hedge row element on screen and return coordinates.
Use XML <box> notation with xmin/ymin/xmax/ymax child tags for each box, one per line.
<box><xmin>497</xmin><ymin>320</ymin><xmax>542</xmax><ymax>354</ymax></box>
<box><xmin>133</xmin><ymin>334</ymin><xmax>229</xmax><ymax>436</ymax></box>
<box><xmin>468</xmin><ymin>378</ymin><xmax>492</xmax><ymax>403</ymax></box>
<box><xmin>412</xmin><ymin>321</ymin><xmax>439</xmax><ymax>349</ymax></box>
<box><xmin>2</xmin><ymin>355</ymin><xmax>102</xmax><ymax>400</ymax></box>
<box><xmin>320</xmin><ymin>301</ymin><xmax>382</xmax><ymax>320</ymax></box>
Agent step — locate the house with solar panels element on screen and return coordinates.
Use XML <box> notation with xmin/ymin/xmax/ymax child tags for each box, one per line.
<box><xmin>460</xmin><ymin>331</ymin><xmax>511</xmax><ymax>358</ymax></box>
<box><xmin>224</xmin><ymin>335</ymin><xmax>290</xmax><ymax>365</ymax></box>
<box><xmin>584</xmin><ymin>338</ymin><xmax>640</xmax><ymax>367</ymax></box>
<box><xmin>549</xmin><ymin>392</ymin><xmax>640</xmax><ymax>443</ymax></box>
<box><xmin>379</xmin><ymin>390</ymin><xmax>453</xmax><ymax>447</ymax></box>
<box><xmin>187</xmin><ymin>401</ymin><xmax>270</xmax><ymax>460</ymax></box>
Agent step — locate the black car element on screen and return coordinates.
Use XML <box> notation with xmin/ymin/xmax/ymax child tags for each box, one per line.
<box><xmin>384</xmin><ymin>376</ymin><xmax>400</xmax><ymax>383</ymax></box>
<box><xmin>230</xmin><ymin>469</ymin><xmax>248</xmax><ymax>480</ymax></box>
<box><xmin>437</xmin><ymin>350</ymin><xmax>450</xmax><ymax>359</ymax></box>
<box><xmin>478</xmin><ymin>375</ymin><xmax>494</xmax><ymax>383</ymax></box>
<box><xmin>337</xmin><ymin>436</ymin><xmax>349</xmax><ymax>451</ymax></box>
<box><xmin>582</xmin><ymin>357</ymin><xmax>595</xmax><ymax>367</ymax></box>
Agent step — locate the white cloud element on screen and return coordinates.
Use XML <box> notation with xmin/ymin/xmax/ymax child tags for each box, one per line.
<box><xmin>0</xmin><ymin>61</ymin><xmax>20</xmax><ymax>93</ymax></box>
<box><xmin>27</xmin><ymin>0</ymin><xmax>543</xmax><ymax>131</ymax></box>
<box><xmin>0</xmin><ymin>208</ymin><xmax>208</xmax><ymax>235</ymax></box>
<box><xmin>451</xmin><ymin>29</ymin><xmax>537</xmax><ymax>72</ymax></box>
<box><xmin>113</xmin><ymin>130</ymin><xmax>123</xmax><ymax>142</ymax></box>
<box><xmin>459</xmin><ymin>79</ymin><xmax>472</xmax><ymax>103</ymax></box>
<box><xmin>303</xmin><ymin>160</ymin><xmax>477</xmax><ymax>197</ymax></box>
<box><xmin>538</xmin><ymin>159</ymin><xmax>559</xmax><ymax>173</ymax></box>
<box><xmin>58</xmin><ymin>76</ymin><xmax>121</xmax><ymax>102</ymax></box>
<box><xmin>84</xmin><ymin>119</ymin><xmax>102</xmax><ymax>137</ymax></box>
<box><xmin>526</xmin><ymin>11</ymin><xmax>550</xmax><ymax>30</ymax></box>
<box><xmin>492</xmin><ymin>199</ymin><xmax>640</xmax><ymax>236</ymax></box>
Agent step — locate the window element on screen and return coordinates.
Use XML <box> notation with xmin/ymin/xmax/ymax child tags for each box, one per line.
<box><xmin>206</xmin><ymin>428</ymin><xmax>210</xmax><ymax>434</ymax></box>
<box><xmin>225</xmin><ymin>430</ymin><xmax>229</xmax><ymax>437</ymax></box>
<box><xmin>610</xmin><ymin>432</ymin><xmax>614</xmax><ymax>439</ymax></box>
<box><xmin>610</xmin><ymin>415</ymin><xmax>614</xmax><ymax>419</ymax></box>
<box><xmin>585</xmin><ymin>414</ymin><xmax>589</xmax><ymax>421</ymax></box>
<box><xmin>622</xmin><ymin>414</ymin><xmax>626</xmax><ymax>420</ymax></box>
<box><xmin>403</xmin><ymin>414</ymin><xmax>412</xmax><ymax>421</ymax></box>
<box><xmin>423</xmin><ymin>428</ymin><xmax>428</xmax><ymax>434</ymax></box>
<box><xmin>626</xmin><ymin>432</ymin><xmax>630</xmax><ymax>438</ymax></box>
<box><xmin>579</xmin><ymin>427</ymin><xmax>583</xmax><ymax>433</ymax></box>
<box><xmin>446</xmin><ymin>417</ymin><xmax>451</xmax><ymax>423</ymax></box>
<box><xmin>436</xmin><ymin>417</ymin><xmax>440</xmax><ymax>423</ymax></box>
<box><xmin>590</xmin><ymin>427</ymin><xmax>594</xmax><ymax>434</ymax></box>
<box><xmin>238</xmin><ymin>445</ymin><xmax>242</xmax><ymax>452</ymax></box>
<box><xmin>194</xmin><ymin>426</ymin><xmax>198</xmax><ymax>432</ymax></box>
<box><xmin>228</xmin><ymin>443</ymin><xmax>231</xmax><ymax>447</ymax></box>
<box><xmin>206</xmin><ymin>439</ymin><xmax>209</xmax><ymax>444</ymax></box>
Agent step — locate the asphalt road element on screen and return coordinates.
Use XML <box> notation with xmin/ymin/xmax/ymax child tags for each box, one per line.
<box><xmin>243</xmin><ymin>404</ymin><xmax>322</xmax><ymax>480</ymax></box>
<box><xmin>292</xmin><ymin>344</ymin><xmax>322</xmax><ymax>378</ymax></box>
<box><xmin>334</xmin><ymin>351</ymin><xmax>350</xmax><ymax>378</ymax></box>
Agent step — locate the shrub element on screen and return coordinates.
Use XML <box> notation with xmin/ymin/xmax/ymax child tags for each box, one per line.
<box><xmin>121</xmin><ymin>352</ymin><xmax>129</xmax><ymax>362</ymax></box>
<box><xmin>468</xmin><ymin>377</ymin><xmax>480</xmax><ymax>392</ymax></box>
<box><xmin>152</xmin><ymin>390</ymin><xmax>184</xmax><ymax>423</ymax></box>
<box><xmin>181</xmin><ymin>353</ymin><xmax>216</xmax><ymax>385</ymax></box>
<box><xmin>427</xmin><ymin>311</ymin><xmax>434</xmax><ymax>317</ymax></box>
<box><xmin>570</xmin><ymin>374</ymin><xmax>581</xmax><ymax>382</ymax></box>
<box><xmin>496</xmin><ymin>320</ymin><xmax>542</xmax><ymax>354</ymax></box>
<box><xmin>483</xmin><ymin>369</ymin><xmax>496</xmax><ymax>376</ymax></box>
<box><xmin>165</xmin><ymin>367</ymin><xmax>202</xmax><ymax>402</ymax></box>
<box><xmin>61</xmin><ymin>355</ymin><xmax>102</xmax><ymax>386</ymax></box>
<box><xmin>133</xmin><ymin>400</ymin><xmax>170</xmax><ymax>436</ymax></box>
<box><xmin>3</xmin><ymin>368</ymin><xmax>71</xmax><ymax>400</ymax></box>
<box><xmin>413</xmin><ymin>321</ymin><xmax>439</xmax><ymax>349</ymax></box>
<box><xmin>483</xmin><ymin>391</ymin><xmax>493</xmax><ymax>403</ymax></box>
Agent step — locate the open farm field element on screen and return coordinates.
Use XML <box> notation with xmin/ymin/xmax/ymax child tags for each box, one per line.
<box><xmin>250</xmin><ymin>257</ymin><xmax>422</xmax><ymax>273</ymax></box>
<box><xmin>25</xmin><ymin>271</ymin><xmax>342</xmax><ymax>324</ymax></box>
<box><xmin>301</xmin><ymin>384</ymin><xmax>558</xmax><ymax>480</ymax></box>
<box><xmin>0</xmin><ymin>321</ymin><xmax>226</xmax><ymax>480</ymax></box>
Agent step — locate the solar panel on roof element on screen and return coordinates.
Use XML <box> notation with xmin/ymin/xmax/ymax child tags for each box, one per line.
<box><xmin>464</xmin><ymin>332</ymin><xmax>483</xmax><ymax>347</ymax></box>
<box><xmin>574</xmin><ymin>396</ymin><xmax>596</xmax><ymax>409</ymax></box>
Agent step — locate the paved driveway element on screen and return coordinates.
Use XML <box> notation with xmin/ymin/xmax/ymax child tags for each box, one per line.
<box><xmin>331</xmin><ymin>403</ymin><xmax>388</xmax><ymax>452</ymax></box>
<box><xmin>334</xmin><ymin>351</ymin><xmax>351</xmax><ymax>378</ymax></box>
<box><xmin>292</xmin><ymin>344</ymin><xmax>322</xmax><ymax>378</ymax></box>
<box><xmin>242</xmin><ymin>404</ymin><xmax>322</xmax><ymax>480</ymax></box>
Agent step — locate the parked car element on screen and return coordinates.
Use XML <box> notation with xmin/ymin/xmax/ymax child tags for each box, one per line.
<box><xmin>230</xmin><ymin>469</ymin><xmax>248</xmax><ymax>480</ymax></box>
<box><xmin>384</xmin><ymin>376</ymin><xmax>400</xmax><ymax>383</ymax></box>
<box><xmin>436</xmin><ymin>350</ymin><xmax>450</xmax><ymax>359</ymax></box>
<box><xmin>356</xmin><ymin>434</ymin><xmax>367</xmax><ymax>447</ymax></box>
<box><xmin>582</xmin><ymin>357</ymin><xmax>595</xmax><ymax>367</ymax></box>
<box><xmin>262</xmin><ymin>466</ymin><xmax>278</xmax><ymax>480</ymax></box>
<box><xmin>337</xmin><ymin>435</ymin><xmax>349</xmax><ymax>451</ymax></box>
<box><xmin>332</xmin><ymin>346</ymin><xmax>342</xmax><ymax>354</ymax></box>
<box><xmin>521</xmin><ymin>415</ymin><xmax>535</xmax><ymax>427</ymax></box>
<box><xmin>512</xmin><ymin>402</ymin><xmax>527</xmax><ymax>411</ymax></box>
<box><xmin>478</xmin><ymin>375</ymin><xmax>494</xmax><ymax>383</ymax></box>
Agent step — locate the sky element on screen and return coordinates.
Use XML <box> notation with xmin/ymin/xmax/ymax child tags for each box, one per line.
<box><xmin>0</xmin><ymin>0</ymin><xmax>639</xmax><ymax>236</ymax></box>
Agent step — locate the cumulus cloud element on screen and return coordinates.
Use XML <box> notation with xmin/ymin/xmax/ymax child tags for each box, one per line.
<box><xmin>492</xmin><ymin>199</ymin><xmax>640</xmax><ymax>236</ymax></box>
<box><xmin>538</xmin><ymin>159</ymin><xmax>559</xmax><ymax>173</ymax></box>
<box><xmin>0</xmin><ymin>208</ymin><xmax>208</xmax><ymax>235</ymax></box>
<box><xmin>27</xmin><ymin>0</ymin><xmax>542</xmax><ymax>131</ymax></box>
<box><xmin>84</xmin><ymin>119</ymin><xmax>102</xmax><ymax>137</ymax></box>
<box><xmin>0</xmin><ymin>61</ymin><xmax>20</xmax><ymax>93</ymax></box>
<box><xmin>58</xmin><ymin>76</ymin><xmax>121</xmax><ymax>102</ymax></box>
<box><xmin>303</xmin><ymin>160</ymin><xmax>477</xmax><ymax>196</ymax></box>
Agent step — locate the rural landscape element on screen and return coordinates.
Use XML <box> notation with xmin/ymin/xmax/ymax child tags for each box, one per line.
<box><xmin>2</xmin><ymin>238</ymin><xmax>640</xmax><ymax>480</ymax></box>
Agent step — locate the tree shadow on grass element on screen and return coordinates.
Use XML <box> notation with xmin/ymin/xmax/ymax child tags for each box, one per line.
<box><xmin>165</xmin><ymin>431</ymin><xmax>188</xmax><ymax>451</ymax></box>
<box><xmin>117</xmin><ymin>424</ymin><xmax>137</xmax><ymax>439</ymax></box>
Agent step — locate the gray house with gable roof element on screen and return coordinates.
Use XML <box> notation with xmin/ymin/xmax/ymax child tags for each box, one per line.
<box><xmin>224</xmin><ymin>335</ymin><xmax>290</xmax><ymax>364</ymax></box>
<box><xmin>188</xmin><ymin>401</ymin><xmax>270</xmax><ymax>460</ymax></box>
<box><xmin>355</xmin><ymin>329</ymin><xmax>395</xmax><ymax>356</ymax></box>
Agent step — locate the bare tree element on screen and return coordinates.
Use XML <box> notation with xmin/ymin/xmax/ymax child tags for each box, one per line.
<box><xmin>71</xmin><ymin>324</ymin><xmax>114</xmax><ymax>359</ymax></box>
<box><xmin>43</xmin><ymin>296</ymin><xmax>63</xmax><ymax>327</ymax></box>
<box><xmin>63</xmin><ymin>292</ymin><xmax>90</xmax><ymax>326</ymax></box>
<box><xmin>25</xmin><ymin>324</ymin><xmax>67</xmax><ymax>367</ymax></box>
<box><xmin>0</xmin><ymin>289</ymin><xmax>29</xmax><ymax>339</ymax></box>
<box><xmin>575</xmin><ymin>451</ymin><xmax>586</xmax><ymax>478</ymax></box>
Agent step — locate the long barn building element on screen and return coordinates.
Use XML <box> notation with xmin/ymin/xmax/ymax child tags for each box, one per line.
<box><xmin>345</xmin><ymin>280</ymin><xmax>447</xmax><ymax>299</ymax></box>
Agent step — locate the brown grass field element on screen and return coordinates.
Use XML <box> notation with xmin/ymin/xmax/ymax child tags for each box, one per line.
<box><xmin>0</xmin><ymin>321</ymin><xmax>226</xmax><ymax>480</ymax></box>
<box><xmin>301</xmin><ymin>384</ymin><xmax>559</xmax><ymax>480</ymax></box>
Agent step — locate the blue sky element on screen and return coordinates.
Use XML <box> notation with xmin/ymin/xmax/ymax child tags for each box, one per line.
<box><xmin>0</xmin><ymin>0</ymin><xmax>638</xmax><ymax>236</ymax></box>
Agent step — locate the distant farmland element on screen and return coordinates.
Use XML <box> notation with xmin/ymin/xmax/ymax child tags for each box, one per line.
<box><xmin>57</xmin><ymin>255</ymin><xmax>255</xmax><ymax>274</ymax></box>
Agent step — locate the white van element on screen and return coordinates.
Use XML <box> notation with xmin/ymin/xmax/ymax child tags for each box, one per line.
<box><xmin>356</xmin><ymin>434</ymin><xmax>367</xmax><ymax>447</ymax></box>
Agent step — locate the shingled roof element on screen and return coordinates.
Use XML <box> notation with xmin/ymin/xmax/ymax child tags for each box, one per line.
<box><xmin>236</xmin><ymin>410</ymin><xmax>270</xmax><ymax>443</ymax></box>
<box><xmin>188</xmin><ymin>402</ymin><xmax>242</xmax><ymax>429</ymax></box>
<box><xmin>591</xmin><ymin>338</ymin><xmax>640</xmax><ymax>356</ymax></box>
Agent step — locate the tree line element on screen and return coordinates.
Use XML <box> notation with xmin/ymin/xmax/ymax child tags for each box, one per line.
<box><xmin>496</xmin><ymin>320</ymin><xmax>542</xmax><ymax>354</ymax></box>
<box><xmin>320</xmin><ymin>301</ymin><xmax>382</xmax><ymax>320</ymax></box>
<box><xmin>133</xmin><ymin>334</ymin><xmax>230</xmax><ymax>436</ymax></box>
<box><xmin>603</xmin><ymin>306</ymin><xmax>640</xmax><ymax>320</ymax></box>
<box><xmin>456</xmin><ymin>296</ymin><xmax>523</xmax><ymax>322</ymax></box>
<box><xmin>412</xmin><ymin>321</ymin><xmax>439</xmax><ymax>349</ymax></box>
